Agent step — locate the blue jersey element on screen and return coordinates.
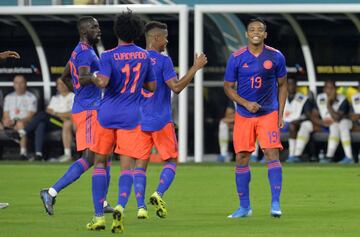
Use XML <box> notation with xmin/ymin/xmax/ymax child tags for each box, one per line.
<box><xmin>224</xmin><ymin>45</ymin><xmax>287</xmax><ymax>117</ymax></box>
<box><xmin>69</xmin><ymin>42</ymin><xmax>101</xmax><ymax>113</ymax></box>
<box><xmin>97</xmin><ymin>44</ymin><xmax>156</xmax><ymax>129</ymax></box>
<box><xmin>141</xmin><ymin>50</ymin><xmax>177</xmax><ymax>131</ymax></box>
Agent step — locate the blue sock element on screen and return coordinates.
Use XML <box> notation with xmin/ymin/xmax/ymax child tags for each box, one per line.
<box><xmin>156</xmin><ymin>162</ymin><xmax>176</xmax><ymax>197</ymax></box>
<box><xmin>267</xmin><ymin>160</ymin><xmax>282</xmax><ymax>203</ymax></box>
<box><xmin>92</xmin><ymin>166</ymin><xmax>107</xmax><ymax>216</ymax></box>
<box><xmin>52</xmin><ymin>158</ymin><xmax>90</xmax><ymax>193</ymax></box>
<box><xmin>134</xmin><ymin>168</ymin><xmax>147</xmax><ymax>209</ymax></box>
<box><xmin>235</xmin><ymin>165</ymin><xmax>251</xmax><ymax>209</ymax></box>
<box><xmin>118</xmin><ymin>170</ymin><xmax>133</xmax><ymax>208</ymax></box>
<box><xmin>105</xmin><ymin>160</ymin><xmax>112</xmax><ymax>199</ymax></box>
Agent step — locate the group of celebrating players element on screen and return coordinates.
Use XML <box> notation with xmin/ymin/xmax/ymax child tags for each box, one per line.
<box><xmin>26</xmin><ymin>8</ymin><xmax>292</xmax><ymax>233</ymax></box>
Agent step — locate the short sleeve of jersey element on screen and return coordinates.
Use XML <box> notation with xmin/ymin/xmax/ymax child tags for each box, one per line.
<box><xmin>276</xmin><ymin>52</ymin><xmax>287</xmax><ymax>78</ymax></box>
<box><xmin>162</xmin><ymin>56</ymin><xmax>177</xmax><ymax>82</ymax></box>
<box><xmin>77</xmin><ymin>50</ymin><xmax>92</xmax><ymax>68</ymax></box>
<box><xmin>98</xmin><ymin>52</ymin><xmax>112</xmax><ymax>79</ymax></box>
<box><xmin>145</xmin><ymin>57</ymin><xmax>156</xmax><ymax>83</ymax></box>
<box><xmin>338</xmin><ymin>99</ymin><xmax>350</xmax><ymax>114</ymax></box>
<box><xmin>47</xmin><ymin>96</ymin><xmax>56</xmax><ymax>111</ymax></box>
<box><xmin>3</xmin><ymin>95</ymin><xmax>10</xmax><ymax>112</ymax></box>
<box><xmin>224</xmin><ymin>55</ymin><xmax>237</xmax><ymax>82</ymax></box>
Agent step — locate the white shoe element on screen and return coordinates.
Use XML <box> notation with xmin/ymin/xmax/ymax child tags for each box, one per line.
<box><xmin>0</xmin><ymin>203</ymin><xmax>9</xmax><ymax>209</ymax></box>
<box><xmin>58</xmin><ymin>155</ymin><xmax>72</xmax><ymax>163</ymax></box>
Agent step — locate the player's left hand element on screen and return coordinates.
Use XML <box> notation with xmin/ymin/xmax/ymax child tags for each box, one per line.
<box><xmin>0</xmin><ymin>51</ymin><xmax>20</xmax><ymax>60</ymax></box>
<box><xmin>278</xmin><ymin>116</ymin><xmax>285</xmax><ymax>128</ymax></box>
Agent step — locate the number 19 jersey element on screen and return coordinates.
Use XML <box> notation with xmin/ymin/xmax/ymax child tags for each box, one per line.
<box><xmin>224</xmin><ymin>45</ymin><xmax>287</xmax><ymax>118</ymax></box>
<box><xmin>97</xmin><ymin>43</ymin><xmax>156</xmax><ymax>129</ymax></box>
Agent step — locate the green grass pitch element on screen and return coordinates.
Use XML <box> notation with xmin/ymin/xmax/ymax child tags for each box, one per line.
<box><xmin>0</xmin><ymin>162</ymin><xmax>359</xmax><ymax>237</ymax></box>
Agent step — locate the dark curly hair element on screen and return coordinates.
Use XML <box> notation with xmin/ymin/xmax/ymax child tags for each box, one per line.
<box><xmin>113</xmin><ymin>9</ymin><xmax>145</xmax><ymax>43</ymax></box>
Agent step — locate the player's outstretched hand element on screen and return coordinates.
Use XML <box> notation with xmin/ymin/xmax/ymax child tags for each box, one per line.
<box><xmin>0</xmin><ymin>51</ymin><xmax>20</xmax><ymax>60</ymax></box>
<box><xmin>245</xmin><ymin>101</ymin><xmax>261</xmax><ymax>113</ymax></box>
<box><xmin>193</xmin><ymin>52</ymin><xmax>208</xmax><ymax>70</ymax></box>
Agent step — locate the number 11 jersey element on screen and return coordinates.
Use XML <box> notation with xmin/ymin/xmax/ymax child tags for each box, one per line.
<box><xmin>97</xmin><ymin>43</ymin><xmax>156</xmax><ymax>129</ymax></box>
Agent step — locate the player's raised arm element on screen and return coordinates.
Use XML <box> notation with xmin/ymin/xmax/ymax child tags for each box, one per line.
<box><xmin>165</xmin><ymin>53</ymin><xmax>207</xmax><ymax>94</ymax></box>
<box><xmin>0</xmin><ymin>50</ymin><xmax>20</xmax><ymax>62</ymax></box>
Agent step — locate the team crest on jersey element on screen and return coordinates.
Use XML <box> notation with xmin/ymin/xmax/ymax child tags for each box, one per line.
<box><xmin>150</xmin><ymin>57</ymin><xmax>157</xmax><ymax>65</ymax></box>
<box><xmin>319</xmin><ymin>98</ymin><xmax>326</xmax><ymax>104</ymax></box>
<box><xmin>263</xmin><ymin>60</ymin><xmax>273</xmax><ymax>69</ymax></box>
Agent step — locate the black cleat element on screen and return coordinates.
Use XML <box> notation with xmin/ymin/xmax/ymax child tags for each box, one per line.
<box><xmin>103</xmin><ymin>203</ymin><xmax>114</xmax><ymax>213</ymax></box>
<box><xmin>40</xmin><ymin>189</ymin><xmax>56</xmax><ymax>215</ymax></box>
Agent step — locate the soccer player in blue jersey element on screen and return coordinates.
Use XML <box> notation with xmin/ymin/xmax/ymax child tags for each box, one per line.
<box><xmin>88</xmin><ymin>10</ymin><xmax>157</xmax><ymax>232</ymax></box>
<box><xmin>224</xmin><ymin>18</ymin><xmax>287</xmax><ymax>218</ymax></box>
<box><xmin>40</xmin><ymin>16</ymin><xmax>113</xmax><ymax>216</ymax></box>
<box><xmin>133</xmin><ymin>21</ymin><xmax>207</xmax><ymax>219</ymax></box>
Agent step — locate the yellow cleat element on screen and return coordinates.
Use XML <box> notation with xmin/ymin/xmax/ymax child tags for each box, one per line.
<box><xmin>149</xmin><ymin>192</ymin><xmax>168</xmax><ymax>218</ymax></box>
<box><xmin>111</xmin><ymin>205</ymin><xmax>124</xmax><ymax>234</ymax></box>
<box><xmin>137</xmin><ymin>208</ymin><xmax>149</xmax><ymax>219</ymax></box>
<box><xmin>86</xmin><ymin>216</ymin><xmax>105</xmax><ymax>231</ymax></box>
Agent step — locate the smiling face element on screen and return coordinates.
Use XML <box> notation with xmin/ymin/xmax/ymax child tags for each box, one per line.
<box><xmin>246</xmin><ymin>21</ymin><xmax>267</xmax><ymax>47</ymax></box>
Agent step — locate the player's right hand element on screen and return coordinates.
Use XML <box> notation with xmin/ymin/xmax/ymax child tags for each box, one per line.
<box><xmin>193</xmin><ymin>52</ymin><xmax>208</xmax><ymax>70</ymax></box>
<box><xmin>0</xmin><ymin>51</ymin><xmax>20</xmax><ymax>60</ymax></box>
<box><xmin>245</xmin><ymin>101</ymin><xmax>261</xmax><ymax>113</ymax></box>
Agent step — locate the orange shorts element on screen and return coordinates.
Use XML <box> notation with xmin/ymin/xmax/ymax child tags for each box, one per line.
<box><xmin>233</xmin><ymin>111</ymin><xmax>283</xmax><ymax>153</ymax></box>
<box><xmin>90</xmin><ymin>122</ymin><xmax>149</xmax><ymax>160</ymax></box>
<box><xmin>142</xmin><ymin>123</ymin><xmax>178</xmax><ymax>161</ymax></box>
<box><xmin>72</xmin><ymin>110</ymin><xmax>97</xmax><ymax>151</ymax></box>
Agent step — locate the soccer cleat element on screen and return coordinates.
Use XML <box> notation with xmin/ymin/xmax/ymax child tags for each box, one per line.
<box><xmin>319</xmin><ymin>158</ymin><xmax>331</xmax><ymax>164</ymax></box>
<box><xmin>227</xmin><ymin>207</ymin><xmax>252</xmax><ymax>218</ymax></box>
<box><xmin>250</xmin><ymin>155</ymin><xmax>258</xmax><ymax>163</ymax></box>
<box><xmin>217</xmin><ymin>154</ymin><xmax>225</xmax><ymax>162</ymax></box>
<box><xmin>286</xmin><ymin>156</ymin><xmax>301</xmax><ymax>163</ymax></box>
<box><xmin>103</xmin><ymin>202</ymin><xmax>114</xmax><ymax>213</ymax></box>
<box><xmin>137</xmin><ymin>208</ymin><xmax>149</xmax><ymax>219</ymax></box>
<box><xmin>111</xmin><ymin>205</ymin><xmax>125</xmax><ymax>234</ymax></box>
<box><xmin>86</xmin><ymin>216</ymin><xmax>106</xmax><ymax>231</ymax></box>
<box><xmin>338</xmin><ymin>157</ymin><xmax>354</xmax><ymax>164</ymax></box>
<box><xmin>149</xmin><ymin>192</ymin><xmax>168</xmax><ymax>218</ymax></box>
<box><xmin>270</xmin><ymin>202</ymin><xmax>282</xmax><ymax>218</ymax></box>
<box><xmin>40</xmin><ymin>189</ymin><xmax>56</xmax><ymax>215</ymax></box>
<box><xmin>0</xmin><ymin>203</ymin><xmax>9</xmax><ymax>209</ymax></box>
<box><xmin>58</xmin><ymin>154</ymin><xmax>72</xmax><ymax>163</ymax></box>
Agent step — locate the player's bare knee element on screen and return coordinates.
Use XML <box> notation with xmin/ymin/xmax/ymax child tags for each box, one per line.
<box><xmin>263</xmin><ymin>149</ymin><xmax>279</xmax><ymax>161</ymax></box>
<box><xmin>236</xmin><ymin>152</ymin><xmax>251</xmax><ymax>165</ymax></box>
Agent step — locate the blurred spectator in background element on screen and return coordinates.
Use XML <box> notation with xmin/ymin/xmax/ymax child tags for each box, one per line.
<box><xmin>17</xmin><ymin>78</ymin><xmax>74</xmax><ymax>162</ymax></box>
<box><xmin>283</xmin><ymin>78</ymin><xmax>313</xmax><ymax>163</ymax></box>
<box><xmin>311</xmin><ymin>80</ymin><xmax>354</xmax><ymax>163</ymax></box>
<box><xmin>0</xmin><ymin>89</ymin><xmax>3</xmax><ymax>128</ymax></box>
<box><xmin>350</xmin><ymin>84</ymin><xmax>360</xmax><ymax>161</ymax></box>
<box><xmin>350</xmin><ymin>84</ymin><xmax>360</xmax><ymax>132</ymax></box>
<box><xmin>1</xmin><ymin>75</ymin><xmax>37</xmax><ymax>160</ymax></box>
<box><xmin>0</xmin><ymin>50</ymin><xmax>20</xmax><ymax>129</ymax></box>
<box><xmin>218</xmin><ymin>100</ymin><xmax>259</xmax><ymax>162</ymax></box>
